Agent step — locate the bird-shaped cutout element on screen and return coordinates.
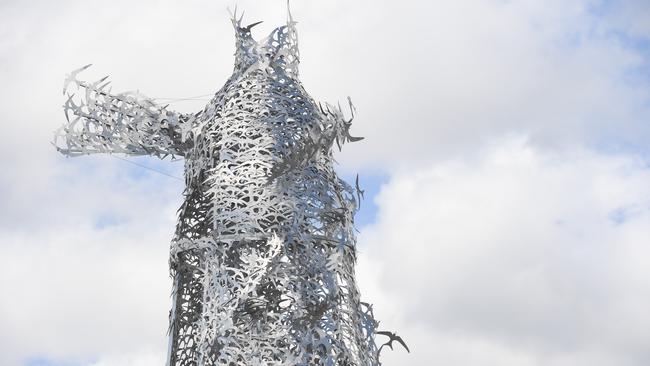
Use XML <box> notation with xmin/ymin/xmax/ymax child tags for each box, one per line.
<box><xmin>377</xmin><ymin>330</ymin><xmax>410</xmax><ymax>355</ymax></box>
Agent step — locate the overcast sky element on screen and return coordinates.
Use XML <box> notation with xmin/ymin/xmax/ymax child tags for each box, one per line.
<box><xmin>1</xmin><ymin>0</ymin><xmax>649</xmax><ymax>365</ymax></box>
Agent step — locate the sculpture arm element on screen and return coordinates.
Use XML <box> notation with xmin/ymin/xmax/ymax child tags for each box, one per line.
<box><xmin>54</xmin><ymin>66</ymin><xmax>194</xmax><ymax>158</ymax></box>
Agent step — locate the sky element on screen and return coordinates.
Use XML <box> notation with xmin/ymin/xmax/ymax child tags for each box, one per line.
<box><xmin>0</xmin><ymin>0</ymin><xmax>649</xmax><ymax>365</ymax></box>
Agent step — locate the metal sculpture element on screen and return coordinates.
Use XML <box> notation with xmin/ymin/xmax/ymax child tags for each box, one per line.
<box><xmin>55</xmin><ymin>7</ymin><xmax>401</xmax><ymax>366</ymax></box>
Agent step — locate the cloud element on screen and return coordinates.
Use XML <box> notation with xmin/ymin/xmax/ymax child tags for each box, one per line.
<box><xmin>600</xmin><ymin>0</ymin><xmax>650</xmax><ymax>39</ymax></box>
<box><xmin>357</xmin><ymin>137</ymin><xmax>650</xmax><ymax>365</ymax></box>
<box><xmin>0</xmin><ymin>158</ymin><xmax>179</xmax><ymax>365</ymax></box>
<box><xmin>87</xmin><ymin>348</ymin><xmax>165</xmax><ymax>366</ymax></box>
<box><xmin>301</xmin><ymin>0</ymin><xmax>650</xmax><ymax>169</ymax></box>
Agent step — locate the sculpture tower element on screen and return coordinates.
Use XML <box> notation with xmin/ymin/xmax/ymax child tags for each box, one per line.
<box><xmin>56</xmin><ymin>8</ymin><xmax>381</xmax><ymax>366</ymax></box>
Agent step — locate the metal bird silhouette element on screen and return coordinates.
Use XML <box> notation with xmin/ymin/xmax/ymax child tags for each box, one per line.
<box><xmin>377</xmin><ymin>330</ymin><xmax>410</xmax><ymax>355</ymax></box>
<box><xmin>63</xmin><ymin>63</ymin><xmax>92</xmax><ymax>94</ymax></box>
<box><xmin>355</xmin><ymin>174</ymin><xmax>365</xmax><ymax>207</ymax></box>
<box><xmin>244</xmin><ymin>20</ymin><xmax>264</xmax><ymax>31</ymax></box>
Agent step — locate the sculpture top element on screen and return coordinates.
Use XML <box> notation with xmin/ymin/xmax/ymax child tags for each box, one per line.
<box><xmin>230</xmin><ymin>8</ymin><xmax>300</xmax><ymax>78</ymax></box>
<box><xmin>171</xmin><ymin>8</ymin><xmax>363</xmax><ymax>245</ymax></box>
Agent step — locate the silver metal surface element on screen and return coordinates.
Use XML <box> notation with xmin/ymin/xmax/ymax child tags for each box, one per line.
<box><xmin>55</xmin><ymin>7</ymin><xmax>398</xmax><ymax>365</ymax></box>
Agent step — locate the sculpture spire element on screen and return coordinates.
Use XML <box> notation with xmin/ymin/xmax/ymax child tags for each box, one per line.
<box><xmin>229</xmin><ymin>5</ymin><xmax>299</xmax><ymax>78</ymax></box>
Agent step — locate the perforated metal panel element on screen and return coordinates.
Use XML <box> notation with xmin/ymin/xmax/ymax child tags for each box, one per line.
<box><xmin>55</xmin><ymin>8</ymin><xmax>385</xmax><ymax>366</ymax></box>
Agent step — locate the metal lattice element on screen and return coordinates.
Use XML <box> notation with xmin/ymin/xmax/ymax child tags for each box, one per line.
<box><xmin>55</xmin><ymin>7</ymin><xmax>403</xmax><ymax>366</ymax></box>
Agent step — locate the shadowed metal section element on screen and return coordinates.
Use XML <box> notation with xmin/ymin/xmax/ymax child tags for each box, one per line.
<box><xmin>55</xmin><ymin>6</ymin><xmax>387</xmax><ymax>366</ymax></box>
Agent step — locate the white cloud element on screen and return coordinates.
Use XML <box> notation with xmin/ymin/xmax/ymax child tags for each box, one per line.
<box><xmin>88</xmin><ymin>348</ymin><xmax>166</xmax><ymax>366</ymax></box>
<box><xmin>302</xmin><ymin>0</ymin><xmax>650</xmax><ymax>169</ymax></box>
<box><xmin>602</xmin><ymin>0</ymin><xmax>650</xmax><ymax>39</ymax></box>
<box><xmin>357</xmin><ymin>137</ymin><xmax>650</xmax><ymax>365</ymax></box>
<box><xmin>0</xmin><ymin>159</ymin><xmax>180</xmax><ymax>365</ymax></box>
